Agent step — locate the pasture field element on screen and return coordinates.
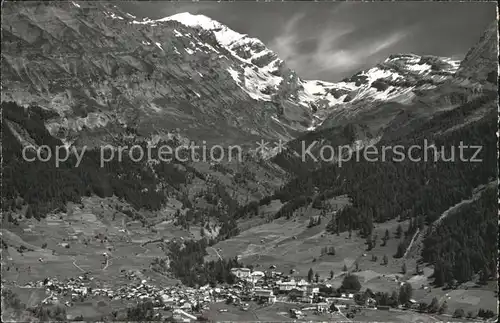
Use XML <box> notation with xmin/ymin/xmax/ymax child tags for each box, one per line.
<box><xmin>205</xmin><ymin>301</ymin><xmax>345</xmax><ymax>322</ymax></box>
<box><xmin>2</xmin><ymin>194</ymin><xmax>497</xmax><ymax>321</ymax></box>
<box><xmin>206</xmin><ymin>206</ymin><xmax>411</xmax><ymax>280</ymax></box>
<box><xmin>207</xmin><ymin>203</ymin><xmax>498</xmax><ymax>317</ymax></box>
<box><xmin>1</xmin><ymin>195</ymin><xmax>180</xmax><ymax>293</ymax></box>
<box><xmin>355</xmin><ymin>308</ymin><xmax>442</xmax><ymax>322</ymax></box>
<box><xmin>412</xmin><ymin>285</ymin><xmax>498</xmax><ymax>316</ymax></box>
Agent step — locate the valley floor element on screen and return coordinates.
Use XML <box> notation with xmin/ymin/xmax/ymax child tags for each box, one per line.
<box><xmin>1</xmin><ymin>195</ymin><xmax>497</xmax><ymax>322</ymax></box>
<box><xmin>207</xmin><ymin>207</ymin><xmax>498</xmax><ymax>318</ymax></box>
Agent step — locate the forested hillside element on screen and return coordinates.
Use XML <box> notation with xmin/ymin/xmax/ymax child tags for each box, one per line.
<box><xmin>1</xmin><ymin>101</ymin><xmax>242</xmax><ymax>239</ymax></box>
<box><xmin>259</xmin><ymin>87</ymin><xmax>497</xmax><ymax>285</ymax></box>
<box><xmin>272</xmin><ymin>93</ymin><xmax>496</xmax><ymax>222</ymax></box>
<box><xmin>422</xmin><ymin>185</ymin><xmax>497</xmax><ymax>286</ymax></box>
<box><xmin>2</xmin><ymin>101</ymin><xmax>169</xmax><ymax>218</ymax></box>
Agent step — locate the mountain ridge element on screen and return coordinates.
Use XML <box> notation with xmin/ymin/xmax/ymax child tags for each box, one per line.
<box><xmin>1</xmin><ymin>3</ymin><xmax>498</xmax><ymax>322</ymax></box>
<box><xmin>1</xmin><ymin>2</ymin><xmax>312</xmax><ymax>147</ymax></box>
<box><xmin>2</xmin><ymin>2</ymin><xmax>480</xmax><ymax>149</ymax></box>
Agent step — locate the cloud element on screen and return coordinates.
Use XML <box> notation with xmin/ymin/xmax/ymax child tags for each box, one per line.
<box><xmin>268</xmin><ymin>11</ymin><xmax>411</xmax><ymax>80</ymax></box>
<box><xmin>267</xmin><ymin>12</ymin><xmax>308</xmax><ymax>61</ymax></box>
<box><xmin>315</xmin><ymin>30</ymin><xmax>409</xmax><ymax>72</ymax></box>
<box><xmin>158</xmin><ymin>2</ymin><xmax>219</xmax><ymax>17</ymax></box>
<box><xmin>121</xmin><ymin>1</ymin><xmax>494</xmax><ymax>81</ymax></box>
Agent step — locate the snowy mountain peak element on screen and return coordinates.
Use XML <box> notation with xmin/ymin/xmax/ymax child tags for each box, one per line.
<box><xmin>382</xmin><ymin>53</ymin><xmax>460</xmax><ymax>75</ymax></box>
<box><xmin>145</xmin><ymin>12</ymin><xmax>466</xmax><ymax>132</ymax></box>
<box><xmin>164</xmin><ymin>13</ymin><xmax>284</xmax><ymax>72</ymax></box>
<box><xmin>162</xmin><ymin>12</ymin><xmax>221</xmax><ymax>28</ymax></box>
<box><xmin>129</xmin><ymin>11</ymin><xmax>289</xmax><ymax>103</ymax></box>
<box><xmin>160</xmin><ymin>12</ymin><xmax>249</xmax><ymax>47</ymax></box>
<box><xmin>134</xmin><ymin>12</ymin><xmax>270</xmax><ymax>56</ymax></box>
<box><xmin>300</xmin><ymin>53</ymin><xmax>463</xmax><ymax>131</ymax></box>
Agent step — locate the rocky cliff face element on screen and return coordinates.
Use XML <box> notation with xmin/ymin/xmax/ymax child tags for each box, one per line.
<box><xmin>1</xmin><ymin>2</ymin><xmax>315</xmax><ymax>147</ymax></box>
<box><xmin>311</xmin><ymin>21</ymin><xmax>497</xmax><ymax>140</ymax></box>
<box><xmin>456</xmin><ymin>21</ymin><xmax>498</xmax><ymax>83</ymax></box>
<box><xmin>275</xmin><ymin>22</ymin><xmax>497</xmax><ymax>165</ymax></box>
<box><xmin>2</xmin><ymin>2</ymin><xmax>497</xmax><ymax>150</ymax></box>
<box><xmin>309</xmin><ymin>54</ymin><xmax>462</xmax><ymax>131</ymax></box>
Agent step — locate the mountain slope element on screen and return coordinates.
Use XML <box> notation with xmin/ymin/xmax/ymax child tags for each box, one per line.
<box><xmin>309</xmin><ymin>54</ymin><xmax>461</xmax><ymax>131</ymax></box>
<box><xmin>278</xmin><ymin>22</ymin><xmax>497</xmax><ymax>159</ymax></box>
<box><xmin>1</xmin><ymin>2</ymin><xmax>314</xmax><ymax>147</ymax></box>
<box><xmin>4</xmin><ymin>1</ymin><xmax>489</xmax><ymax>150</ymax></box>
<box><xmin>456</xmin><ymin>21</ymin><xmax>498</xmax><ymax>82</ymax></box>
<box><xmin>1</xmin><ymin>3</ymin><xmax>498</xmax><ymax>318</ymax></box>
<box><xmin>263</xmin><ymin>22</ymin><xmax>497</xmax><ymax>288</ymax></box>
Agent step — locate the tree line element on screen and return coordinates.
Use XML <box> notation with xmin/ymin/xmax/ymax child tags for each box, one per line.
<box><xmin>261</xmin><ymin>92</ymin><xmax>497</xmax><ymax>284</ymax></box>
<box><xmin>166</xmin><ymin>239</ymin><xmax>241</xmax><ymax>287</ymax></box>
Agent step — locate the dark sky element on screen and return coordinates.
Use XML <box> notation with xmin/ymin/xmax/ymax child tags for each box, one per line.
<box><xmin>119</xmin><ymin>1</ymin><xmax>496</xmax><ymax>82</ymax></box>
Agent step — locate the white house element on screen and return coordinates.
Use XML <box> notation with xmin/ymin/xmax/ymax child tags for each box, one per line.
<box><xmin>254</xmin><ymin>289</ymin><xmax>276</xmax><ymax>304</ymax></box>
<box><xmin>277</xmin><ymin>279</ymin><xmax>297</xmax><ymax>292</ymax></box>
<box><xmin>297</xmin><ymin>279</ymin><xmax>310</xmax><ymax>288</ymax></box>
<box><xmin>231</xmin><ymin>268</ymin><xmax>251</xmax><ymax>279</ymax></box>
<box><xmin>250</xmin><ymin>271</ymin><xmax>265</xmax><ymax>283</ymax></box>
<box><xmin>306</xmin><ymin>285</ymin><xmax>319</xmax><ymax>296</ymax></box>
<box><xmin>316</xmin><ymin>302</ymin><xmax>329</xmax><ymax>313</ymax></box>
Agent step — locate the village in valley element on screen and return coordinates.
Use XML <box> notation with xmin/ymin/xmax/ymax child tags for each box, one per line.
<box><xmin>1</xmin><ymin>2</ymin><xmax>498</xmax><ymax>322</ymax></box>
<box><xmin>7</xmin><ymin>261</ymin><xmax>496</xmax><ymax>322</ymax></box>
<box><xmin>1</xmin><ymin>194</ymin><xmax>498</xmax><ymax>322</ymax></box>
<box><xmin>1</xmin><ymin>264</ymin><xmax>420</xmax><ymax>321</ymax></box>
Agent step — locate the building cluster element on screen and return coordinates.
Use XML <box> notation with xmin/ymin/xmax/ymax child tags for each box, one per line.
<box><xmin>22</xmin><ymin>267</ymin><xmax>375</xmax><ymax>321</ymax></box>
<box><xmin>26</xmin><ymin>274</ymin><xmax>222</xmax><ymax>312</ymax></box>
<box><xmin>228</xmin><ymin>267</ymin><xmax>361</xmax><ymax>308</ymax></box>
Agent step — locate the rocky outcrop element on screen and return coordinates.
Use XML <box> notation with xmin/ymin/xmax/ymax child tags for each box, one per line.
<box><xmin>456</xmin><ymin>21</ymin><xmax>498</xmax><ymax>83</ymax></box>
<box><xmin>1</xmin><ymin>2</ymin><xmax>312</xmax><ymax>146</ymax></box>
<box><xmin>2</xmin><ymin>1</ymin><xmax>496</xmax><ymax>149</ymax></box>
